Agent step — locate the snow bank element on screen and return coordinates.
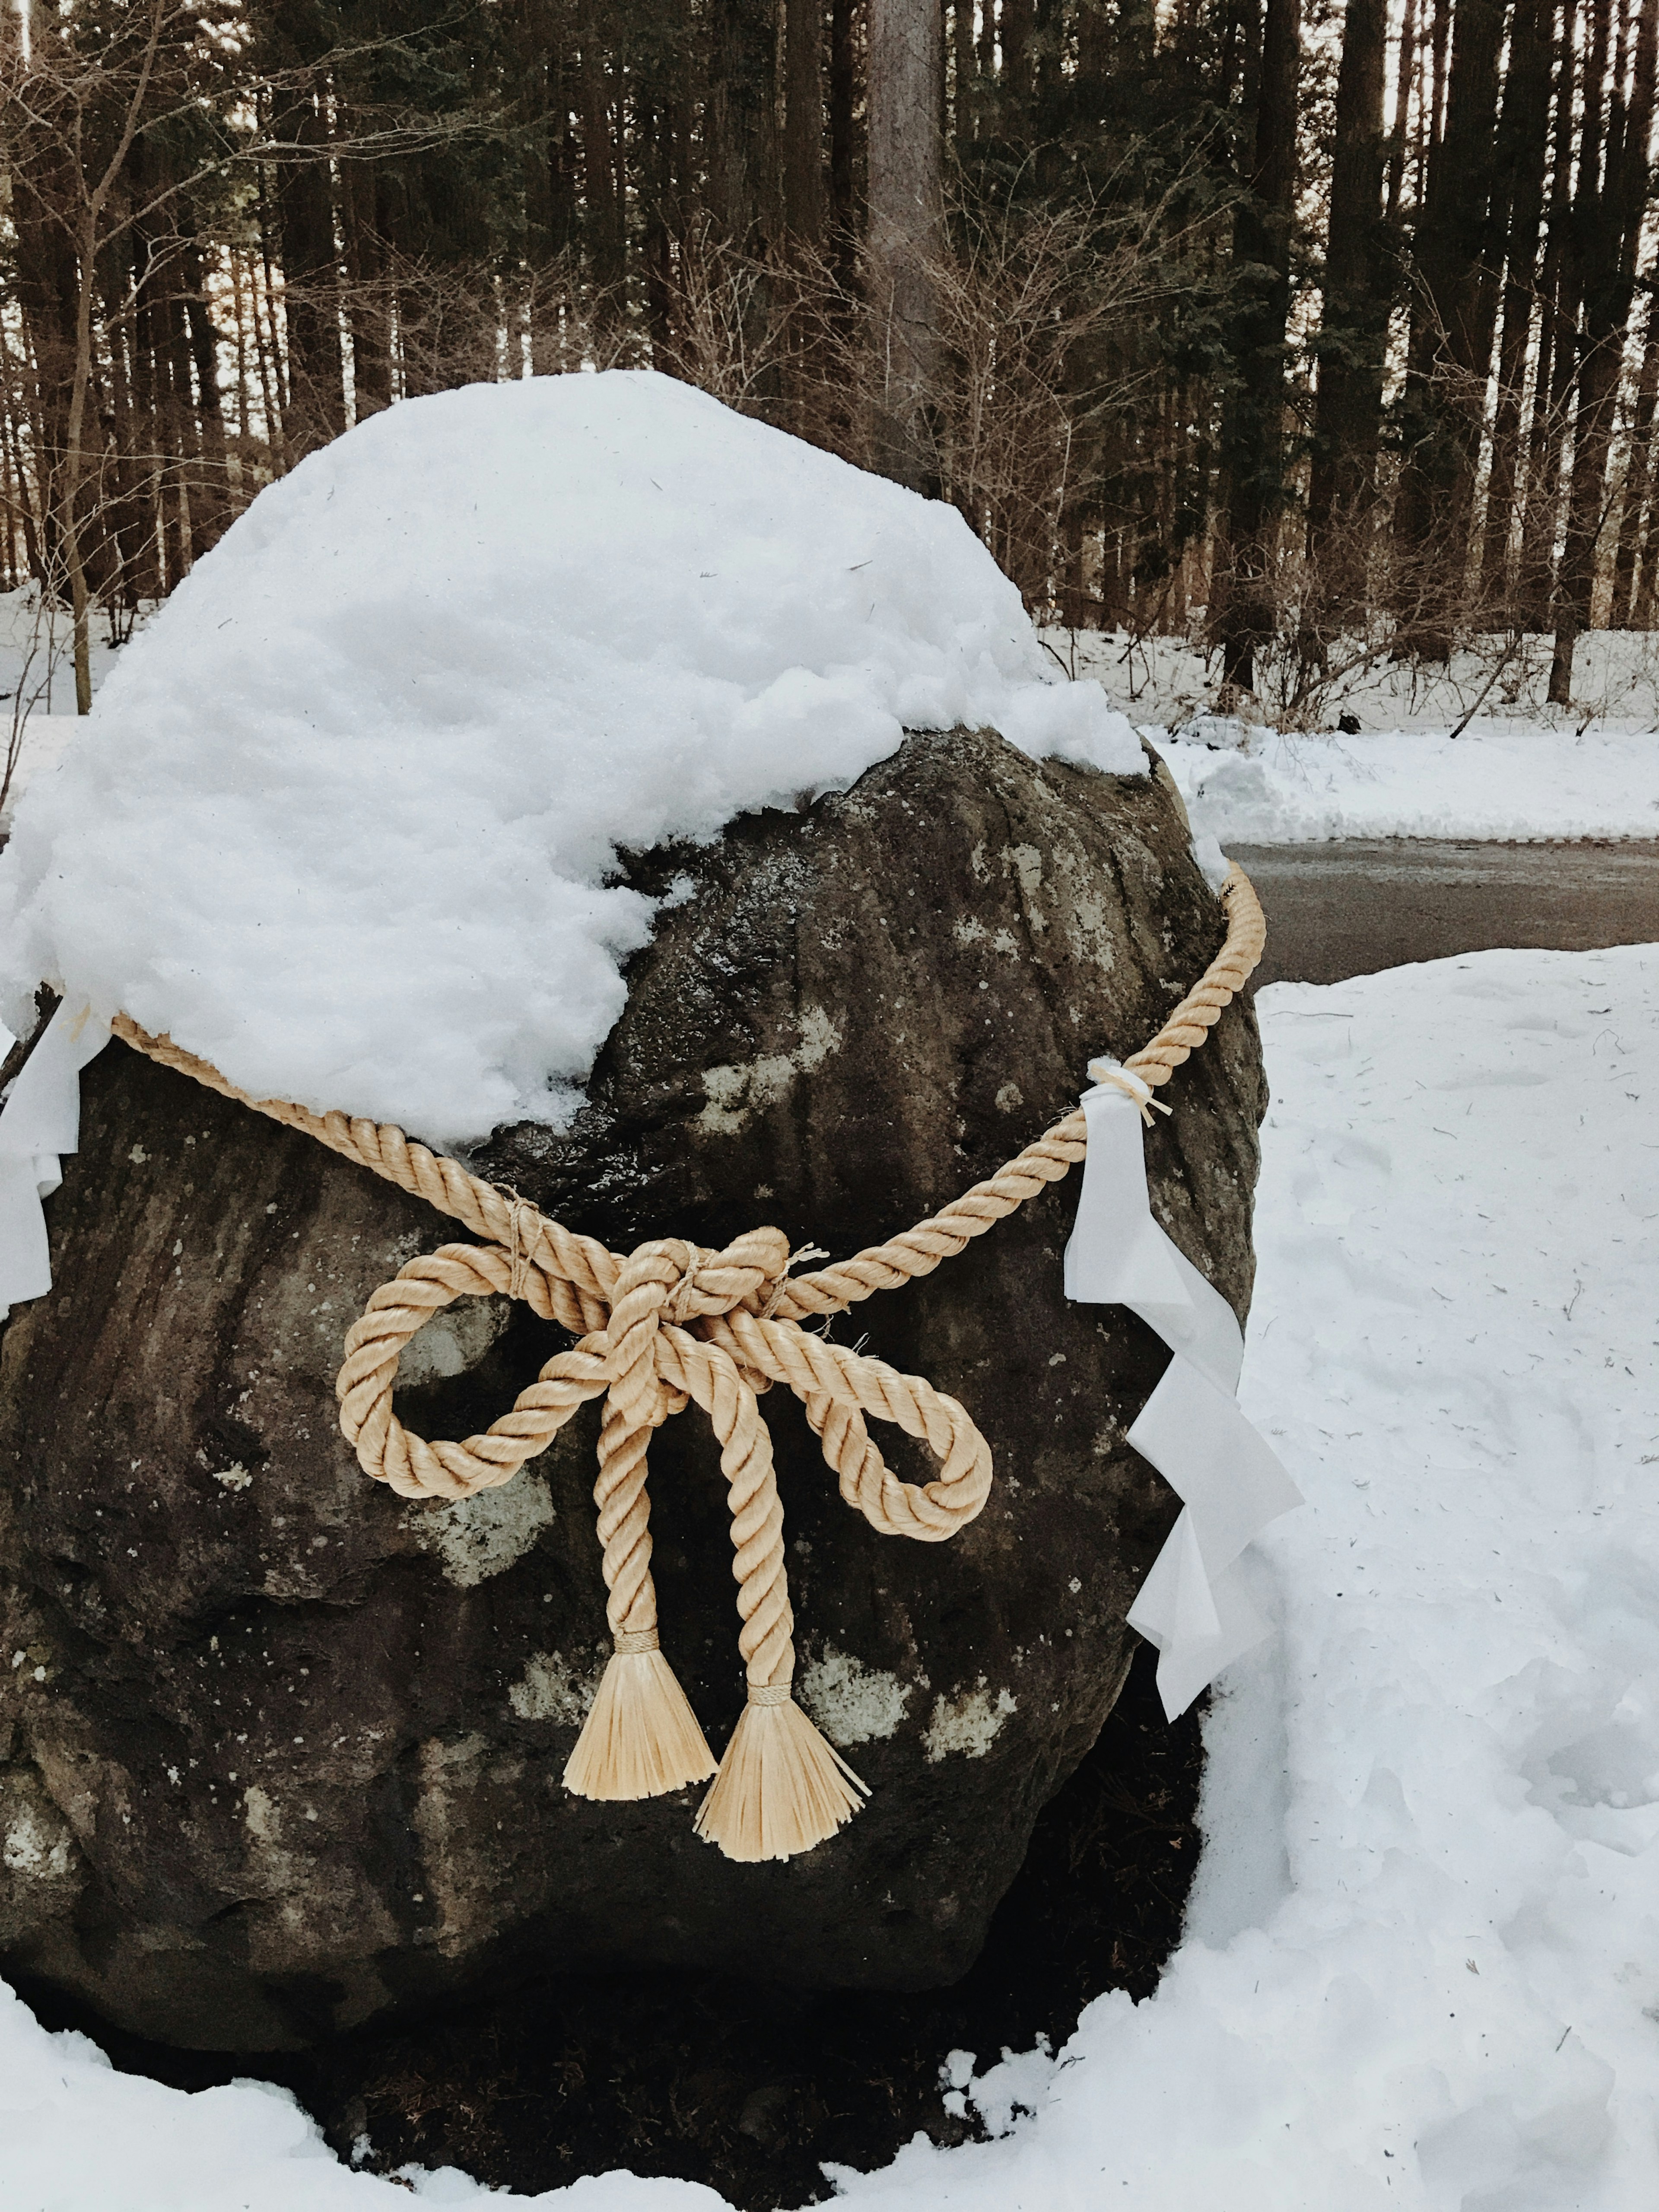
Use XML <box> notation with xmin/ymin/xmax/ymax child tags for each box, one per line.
<box><xmin>837</xmin><ymin>944</ymin><xmax>1659</xmax><ymax>2211</ymax></box>
<box><xmin>1154</xmin><ymin>724</ymin><xmax>1659</xmax><ymax>843</ymax></box>
<box><xmin>0</xmin><ymin>1980</ymin><xmax>717</xmax><ymax>2208</ymax></box>
<box><xmin>0</xmin><ymin>372</ymin><xmax>1140</xmax><ymax>1146</ymax></box>
<box><xmin>5</xmin><ymin>943</ymin><xmax>1654</xmax><ymax>2208</ymax></box>
<box><xmin>1049</xmin><ymin>623</ymin><xmax>1659</xmax><ymax>739</ymax></box>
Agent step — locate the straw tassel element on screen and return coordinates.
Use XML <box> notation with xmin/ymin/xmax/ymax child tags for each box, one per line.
<box><xmin>563</xmin><ymin>1628</ymin><xmax>716</xmax><ymax>1800</ymax></box>
<box><xmin>694</xmin><ymin>1681</ymin><xmax>867</xmax><ymax>1861</ymax></box>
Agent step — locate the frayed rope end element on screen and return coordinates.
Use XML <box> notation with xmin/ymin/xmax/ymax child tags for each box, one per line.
<box><xmin>563</xmin><ymin>1643</ymin><xmax>717</xmax><ymax>1801</ymax></box>
<box><xmin>693</xmin><ymin>1686</ymin><xmax>868</xmax><ymax>1862</ymax></box>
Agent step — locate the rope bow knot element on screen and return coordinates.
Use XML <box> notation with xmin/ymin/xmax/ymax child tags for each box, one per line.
<box><xmin>332</xmin><ymin>1219</ymin><xmax>993</xmax><ymax>1859</ymax></box>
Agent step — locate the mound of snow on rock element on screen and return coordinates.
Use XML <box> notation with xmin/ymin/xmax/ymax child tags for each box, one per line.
<box><xmin>0</xmin><ymin>371</ymin><xmax>1141</xmax><ymax>1145</ymax></box>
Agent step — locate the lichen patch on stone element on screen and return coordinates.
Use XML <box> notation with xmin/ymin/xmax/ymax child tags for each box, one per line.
<box><xmin>797</xmin><ymin>1645</ymin><xmax>913</xmax><ymax>1746</ymax></box>
<box><xmin>414</xmin><ymin>1475</ymin><xmax>555</xmax><ymax>1589</ymax></box>
<box><xmin>508</xmin><ymin>1650</ymin><xmax>602</xmax><ymax>1726</ymax></box>
<box><xmin>697</xmin><ymin>1004</ymin><xmax>844</xmax><ymax>1137</ymax></box>
<box><xmin>1</xmin><ymin>1773</ymin><xmax>76</xmax><ymax>1881</ymax></box>
<box><xmin>922</xmin><ymin>1681</ymin><xmax>1017</xmax><ymax>1762</ymax></box>
<box><xmin>397</xmin><ymin>1294</ymin><xmax>512</xmax><ymax>1386</ymax></box>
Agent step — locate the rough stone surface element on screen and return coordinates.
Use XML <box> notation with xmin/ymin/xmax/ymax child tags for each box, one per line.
<box><xmin>0</xmin><ymin>728</ymin><xmax>1265</xmax><ymax>2051</ymax></box>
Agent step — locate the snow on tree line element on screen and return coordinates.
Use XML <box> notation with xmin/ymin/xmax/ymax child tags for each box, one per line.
<box><xmin>0</xmin><ymin>0</ymin><xmax>1655</xmax><ymax>722</ymax></box>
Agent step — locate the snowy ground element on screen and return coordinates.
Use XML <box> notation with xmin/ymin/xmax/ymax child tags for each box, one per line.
<box><xmin>3</xmin><ymin>939</ymin><xmax>1654</xmax><ymax>2209</ymax></box>
<box><xmin>1152</xmin><ymin>725</ymin><xmax>1659</xmax><ymax>845</ymax></box>
<box><xmin>1032</xmin><ymin>625</ymin><xmax>1659</xmax><ymax>844</ymax></box>
<box><xmin>0</xmin><ymin>586</ymin><xmax>133</xmax><ymax>832</ymax></box>
<box><xmin>1045</xmin><ymin>624</ymin><xmax>1659</xmax><ymax>736</ymax></box>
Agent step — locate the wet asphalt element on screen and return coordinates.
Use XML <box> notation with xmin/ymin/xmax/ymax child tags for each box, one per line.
<box><xmin>1231</xmin><ymin>839</ymin><xmax>1659</xmax><ymax>992</ymax></box>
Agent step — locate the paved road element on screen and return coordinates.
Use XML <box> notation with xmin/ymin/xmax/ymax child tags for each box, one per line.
<box><xmin>1231</xmin><ymin>839</ymin><xmax>1659</xmax><ymax>991</ymax></box>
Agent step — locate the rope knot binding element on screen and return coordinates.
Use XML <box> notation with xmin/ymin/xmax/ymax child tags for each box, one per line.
<box><xmin>330</xmin><ymin>1215</ymin><xmax>970</xmax><ymax>1858</ymax></box>
<box><xmin>109</xmin><ymin>866</ymin><xmax>1268</xmax><ymax>1865</ymax></box>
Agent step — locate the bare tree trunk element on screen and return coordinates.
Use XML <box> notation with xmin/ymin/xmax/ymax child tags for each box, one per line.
<box><xmin>952</xmin><ymin>0</ymin><xmax>975</xmax><ymax>157</ymax></box>
<box><xmin>1516</xmin><ymin>0</ymin><xmax>1576</xmax><ymax>626</ymax></box>
<box><xmin>707</xmin><ymin>0</ymin><xmax>779</xmax><ymax>251</ymax></box>
<box><xmin>867</xmin><ymin>0</ymin><xmax>944</xmax><ymax>493</ymax></box>
<box><xmin>1216</xmin><ymin>0</ymin><xmax>1300</xmax><ymax>695</ymax></box>
<box><xmin>1548</xmin><ymin>0</ymin><xmax>1654</xmax><ymax>698</ymax></box>
<box><xmin>830</xmin><ymin>0</ymin><xmax>861</xmax><ymax>247</ymax></box>
<box><xmin>1385</xmin><ymin>0</ymin><xmax>1418</xmax><ymax>223</ymax></box>
<box><xmin>1392</xmin><ymin>0</ymin><xmax>1505</xmax><ymax>653</ymax></box>
<box><xmin>273</xmin><ymin>89</ymin><xmax>346</xmax><ymax>457</ymax></box>
<box><xmin>1001</xmin><ymin>0</ymin><xmax>1032</xmax><ymax>106</ymax></box>
<box><xmin>579</xmin><ymin>0</ymin><xmax>625</xmax><ymax>293</ymax></box>
<box><xmin>180</xmin><ymin>236</ymin><xmax>230</xmax><ymax>557</ymax></box>
<box><xmin>785</xmin><ymin>0</ymin><xmax>826</xmax><ymax>242</ymax></box>
<box><xmin>1307</xmin><ymin>0</ymin><xmax>1389</xmax><ymax>573</ymax></box>
<box><xmin>1609</xmin><ymin>292</ymin><xmax>1659</xmax><ymax>626</ymax></box>
<box><xmin>1475</xmin><ymin>0</ymin><xmax>1554</xmax><ymax>610</ymax></box>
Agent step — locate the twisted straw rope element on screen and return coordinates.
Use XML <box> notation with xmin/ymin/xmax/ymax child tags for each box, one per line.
<box><xmin>111</xmin><ymin>865</ymin><xmax>1263</xmax><ymax>1709</ymax></box>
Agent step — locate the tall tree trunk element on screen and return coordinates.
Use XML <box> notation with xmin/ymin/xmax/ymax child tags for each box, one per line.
<box><xmin>1001</xmin><ymin>0</ymin><xmax>1032</xmax><ymax>108</ymax></box>
<box><xmin>1548</xmin><ymin>0</ymin><xmax>1654</xmax><ymax>698</ymax></box>
<box><xmin>1307</xmin><ymin>0</ymin><xmax>1389</xmax><ymax>587</ymax></box>
<box><xmin>707</xmin><ymin>0</ymin><xmax>780</xmax><ymax>251</ymax></box>
<box><xmin>866</xmin><ymin>0</ymin><xmax>944</xmax><ymax>493</ymax></box>
<box><xmin>1475</xmin><ymin>0</ymin><xmax>1554</xmax><ymax>611</ymax></box>
<box><xmin>785</xmin><ymin>0</ymin><xmax>827</xmax><ymax>242</ymax></box>
<box><xmin>180</xmin><ymin>237</ymin><xmax>230</xmax><ymax>557</ymax></box>
<box><xmin>273</xmin><ymin>88</ymin><xmax>346</xmax><ymax>458</ymax></box>
<box><xmin>340</xmin><ymin>156</ymin><xmax>392</xmax><ymax>419</ymax></box>
<box><xmin>1216</xmin><ymin>0</ymin><xmax>1300</xmax><ymax>696</ymax></box>
<box><xmin>1392</xmin><ymin>0</ymin><xmax>1506</xmax><ymax>653</ymax></box>
<box><xmin>580</xmin><ymin>1</ymin><xmax>625</xmax><ymax>294</ymax></box>
<box><xmin>1385</xmin><ymin>0</ymin><xmax>1418</xmax><ymax>223</ymax></box>
<box><xmin>830</xmin><ymin>0</ymin><xmax>860</xmax><ymax>245</ymax></box>
<box><xmin>953</xmin><ymin>0</ymin><xmax>975</xmax><ymax>156</ymax></box>
<box><xmin>1516</xmin><ymin>0</ymin><xmax>1577</xmax><ymax>626</ymax></box>
<box><xmin>1609</xmin><ymin>291</ymin><xmax>1659</xmax><ymax>626</ymax></box>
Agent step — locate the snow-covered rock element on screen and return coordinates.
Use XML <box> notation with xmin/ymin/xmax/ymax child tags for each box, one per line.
<box><xmin>0</xmin><ymin>726</ymin><xmax>1257</xmax><ymax>2047</ymax></box>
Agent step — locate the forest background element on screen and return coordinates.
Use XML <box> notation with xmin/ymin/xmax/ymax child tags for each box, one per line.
<box><xmin>1</xmin><ymin>0</ymin><xmax>1656</xmax><ymax>725</ymax></box>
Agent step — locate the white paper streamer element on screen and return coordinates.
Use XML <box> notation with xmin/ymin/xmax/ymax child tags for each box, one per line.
<box><xmin>1065</xmin><ymin>1068</ymin><xmax>1302</xmax><ymax>1719</ymax></box>
<box><xmin>0</xmin><ymin>1000</ymin><xmax>111</xmax><ymax>1322</ymax></box>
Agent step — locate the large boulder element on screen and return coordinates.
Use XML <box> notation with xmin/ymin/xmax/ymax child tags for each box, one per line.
<box><xmin>0</xmin><ymin>727</ymin><xmax>1264</xmax><ymax>2051</ymax></box>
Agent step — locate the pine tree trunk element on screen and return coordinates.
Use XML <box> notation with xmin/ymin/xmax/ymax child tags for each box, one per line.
<box><xmin>1609</xmin><ymin>292</ymin><xmax>1659</xmax><ymax>627</ymax></box>
<box><xmin>953</xmin><ymin>0</ymin><xmax>975</xmax><ymax>155</ymax></box>
<box><xmin>1548</xmin><ymin>0</ymin><xmax>1654</xmax><ymax>698</ymax></box>
<box><xmin>830</xmin><ymin>0</ymin><xmax>860</xmax><ymax>245</ymax></box>
<box><xmin>1392</xmin><ymin>0</ymin><xmax>1506</xmax><ymax>655</ymax></box>
<box><xmin>1216</xmin><ymin>0</ymin><xmax>1300</xmax><ymax>696</ymax></box>
<box><xmin>272</xmin><ymin>82</ymin><xmax>346</xmax><ymax>458</ymax></box>
<box><xmin>866</xmin><ymin>0</ymin><xmax>944</xmax><ymax>493</ymax></box>
<box><xmin>1306</xmin><ymin>0</ymin><xmax>1389</xmax><ymax>588</ymax></box>
<box><xmin>707</xmin><ymin>0</ymin><xmax>780</xmax><ymax>251</ymax></box>
<box><xmin>785</xmin><ymin>0</ymin><xmax>827</xmax><ymax>242</ymax></box>
<box><xmin>579</xmin><ymin>0</ymin><xmax>626</xmax><ymax>294</ymax></box>
<box><xmin>1475</xmin><ymin>0</ymin><xmax>1554</xmax><ymax>613</ymax></box>
<box><xmin>181</xmin><ymin>238</ymin><xmax>230</xmax><ymax>558</ymax></box>
<box><xmin>1515</xmin><ymin>0</ymin><xmax>1576</xmax><ymax>627</ymax></box>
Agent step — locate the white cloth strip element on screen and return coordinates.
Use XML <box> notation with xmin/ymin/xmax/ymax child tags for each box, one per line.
<box><xmin>0</xmin><ymin>1001</ymin><xmax>111</xmax><ymax>1322</ymax></box>
<box><xmin>1064</xmin><ymin>1066</ymin><xmax>1302</xmax><ymax>1719</ymax></box>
